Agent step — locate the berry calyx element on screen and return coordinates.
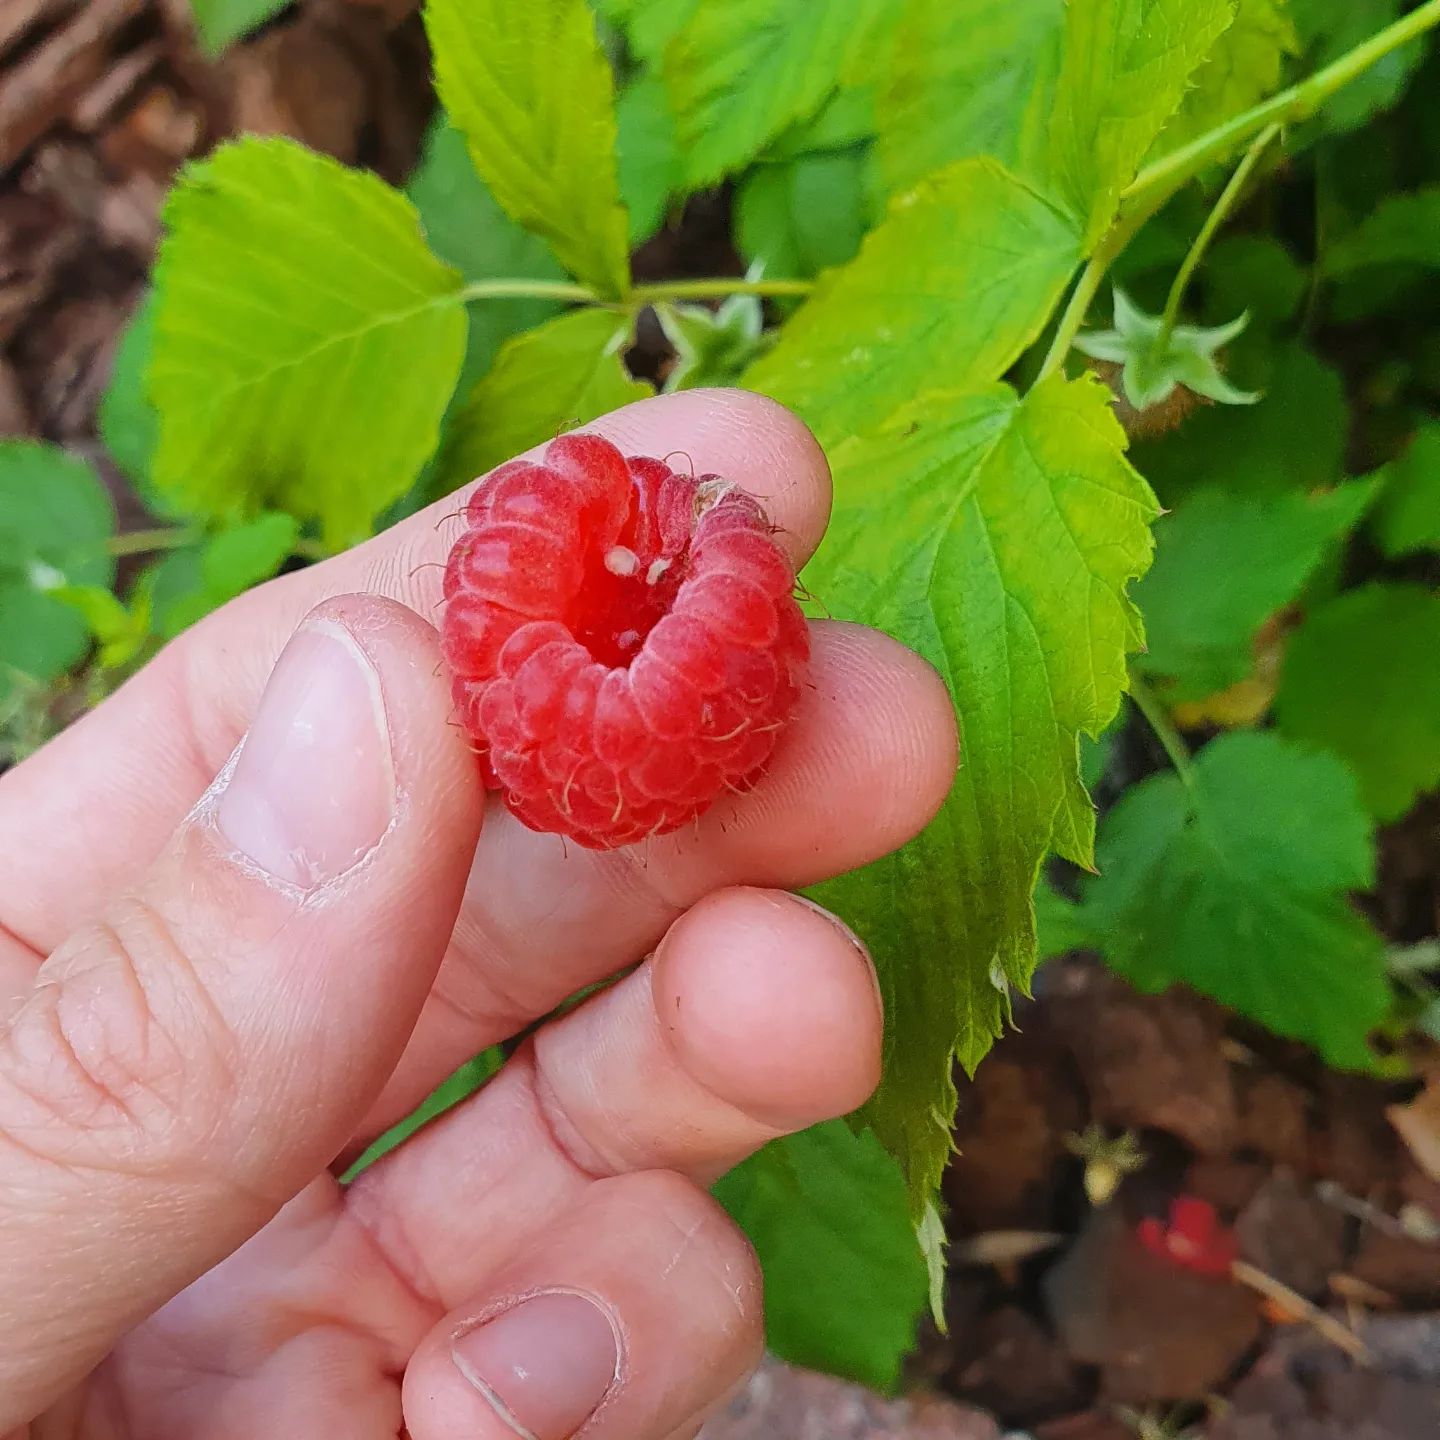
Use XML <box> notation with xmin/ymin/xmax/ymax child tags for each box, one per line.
<box><xmin>440</xmin><ymin>434</ymin><xmax>809</xmax><ymax>849</ymax></box>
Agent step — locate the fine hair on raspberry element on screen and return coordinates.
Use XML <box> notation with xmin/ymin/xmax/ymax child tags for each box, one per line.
<box><xmin>439</xmin><ymin>432</ymin><xmax>810</xmax><ymax>848</ymax></box>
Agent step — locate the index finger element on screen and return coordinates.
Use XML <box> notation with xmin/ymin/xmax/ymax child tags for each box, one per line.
<box><xmin>0</xmin><ymin>388</ymin><xmax>834</xmax><ymax>960</ymax></box>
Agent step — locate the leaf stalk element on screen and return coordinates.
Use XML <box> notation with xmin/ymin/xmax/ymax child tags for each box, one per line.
<box><xmin>105</xmin><ymin>527</ymin><xmax>202</xmax><ymax>558</ymax></box>
<box><xmin>456</xmin><ymin>277</ymin><xmax>816</xmax><ymax>309</ymax></box>
<box><xmin>1157</xmin><ymin>122</ymin><xmax>1282</xmax><ymax>348</ymax></box>
<box><xmin>1127</xmin><ymin>672</ymin><xmax>1197</xmax><ymax>789</ymax></box>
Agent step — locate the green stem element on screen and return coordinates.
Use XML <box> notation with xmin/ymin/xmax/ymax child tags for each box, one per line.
<box><xmin>1126</xmin><ymin>0</ymin><xmax>1440</xmax><ymax>207</ymax></box>
<box><xmin>631</xmin><ymin>277</ymin><xmax>815</xmax><ymax>302</ymax></box>
<box><xmin>1128</xmin><ymin>672</ymin><xmax>1196</xmax><ymax>788</ymax></box>
<box><xmin>106</xmin><ymin>527</ymin><xmax>202</xmax><ymax>557</ymax></box>
<box><xmin>107</xmin><ymin>526</ymin><xmax>329</xmax><ymax>563</ymax></box>
<box><xmin>455</xmin><ymin>277</ymin><xmax>816</xmax><ymax>308</ymax></box>
<box><xmin>1035</xmin><ymin>206</ymin><xmax>1152</xmax><ymax>383</ymax></box>
<box><xmin>1157</xmin><ymin>122</ymin><xmax>1282</xmax><ymax>347</ymax></box>
<box><xmin>1300</xmin><ymin>146</ymin><xmax>1333</xmax><ymax>340</ymax></box>
<box><xmin>458</xmin><ymin>279</ymin><xmax>597</xmax><ymax>304</ymax></box>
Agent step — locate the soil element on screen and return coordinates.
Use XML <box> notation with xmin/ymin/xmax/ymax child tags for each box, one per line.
<box><xmin>4</xmin><ymin>5</ymin><xmax>1439</xmax><ymax>1438</ymax></box>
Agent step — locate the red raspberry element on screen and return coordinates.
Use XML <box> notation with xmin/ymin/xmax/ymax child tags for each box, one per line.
<box><xmin>440</xmin><ymin>434</ymin><xmax>809</xmax><ymax>849</ymax></box>
<box><xmin>1136</xmin><ymin>1196</ymin><xmax>1238</xmax><ymax>1279</ymax></box>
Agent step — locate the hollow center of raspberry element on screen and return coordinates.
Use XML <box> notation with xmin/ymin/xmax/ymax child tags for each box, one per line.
<box><xmin>569</xmin><ymin>538</ymin><xmax>686</xmax><ymax>668</ymax></box>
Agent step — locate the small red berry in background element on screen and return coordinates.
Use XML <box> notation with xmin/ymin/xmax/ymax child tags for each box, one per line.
<box><xmin>440</xmin><ymin>433</ymin><xmax>810</xmax><ymax>849</ymax></box>
<box><xmin>1136</xmin><ymin>1195</ymin><xmax>1239</xmax><ymax>1279</ymax></box>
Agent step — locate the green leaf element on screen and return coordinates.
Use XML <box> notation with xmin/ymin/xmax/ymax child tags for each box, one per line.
<box><xmin>1134</xmin><ymin>480</ymin><xmax>1377</xmax><ymax>701</ymax></box>
<box><xmin>435</xmin><ymin>309</ymin><xmax>650</xmax><ymax>491</ymax></box>
<box><xmin>45</xmin><ymin>582</ymin><xmax>151</xmax><ymax>670</ymax></box>
<box><xmin>804</xmin><ymin>373</ymin><xmax>1157</xmax><ymax>1216</ymax></box>
<box><xmin>1035</xmin><ymin>880</ymin><xmax>1096</xmax><ymax>959</ymax></box>
<box><xmin>1275</xmin><ymin>584</ymin><xmax>1440</xmax><ymax>822</ymax></box>
<box><xmin>735</xmin><ymin>147</ymin><xmax>870</xmax><ymax>282</ymax></box>
<box><xmin>1326</xmin><ymin>187</ymin><xmax>1440</xmax><ymax>275</ymax></box>
<box><xmin>407</xmin><ymin>117</ymin><xmax>568</xmax><ymax>392</ymax></box>
<box><xmin>1134</xmin><ymin>343</ymin><xmax>1347</xmax><ymax>500</ymax></box>
<box><xmin>873</xmin><ymin>0</ymin><xmax>1064</xmax><ymax>200</ymax></box>
<box><xmin>1290</xmin><ymin>0</ymin><xmax>1426</xmax><ymax>133</ymax></box>
<box><xmin>1076</xmin><ymin>289</ymin><xmax>1260</xmax><ymax>410</ymax></box>
<box><xmin>0</xmin><ymin>442</ymin><xmax>115</xmax><ymax>690</ymax></box>
<box><xmin>1047</xmin><ymin>0</ymin><xmax>1236</xmax><ymax>244</ymax></box>
<box><xmin>1371</xmin><ymin>422</ymin><xmax>1440</xmax><ymax>558</ymax></box>
<box><xmin>157</xmin><ymin>513</ymin><xmax>300</xmax><ymax>638</ymax></box>
<box><xmin>144</xmin><ymin>548</ymin><xmax>203</xmax><ymax>633</ymax></box>
<box><xmin>715</xmin><ymin>1122</ymin><xmax>926</xmax><ymax>1391</ymax></box>
<box><xmin>594</xmin><ymin>0</ymin><xmax>699</xmax><ymax>62</ymax></box>
<box><xmin>149</xmin><ymin>138</ymin><xmax>467</xmax><ymax>547</ymax></box>
<box><xmin>1078</xmin><ymin>731</ymin><xmax>1388</xmax><ymax>1068</ymax></box>
<box><xmin>1153</xmin><ymin>0</ymin><xmax>1298</xmax><ymax>158</ymax></box>
<box><xmin>745</xmin><ymin>158</ymin><xmax>1081</xmax><ymax>442</ymax></box>
<box><xmin>655</xmin><ymin>299</ymin><xmax>767</xmax><ymax>392</ymax></box>
<box><xmin>99</xmin><ymin>292</ymin><xmax>159</xmax><ymax>490</ymax></box>
<box><xmin>426</xmin><ymin>0</ymin><xmax>630</xmax><ymax>296</ymax></box>
<box><xmin>763</xmin><ymin>86</ymin><xmax>876</xmax><ymax>161</ymax></box>
<box><xmin>616</xmin><ymin>75</ymin><xmax>681</xmax><ymax>245</ymax></box>
<box><xmin>190</xmin><ymin>0</ymin><xmax>289</xmax><ymax>56</ymax></box>
<box><xmin>663</xmin><ymin>0</ymin><xmax>883</xmax><ymax>190</ymax></box>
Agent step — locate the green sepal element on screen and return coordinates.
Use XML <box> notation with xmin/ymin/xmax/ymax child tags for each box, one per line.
<box><xmin>1077</xmin><ymin>288</ymin><xmax>1260</xmax><ymax>411</ymax></box>
<box><xmin>655</xmin><ymin>291</ymin><xmax>768</xmax><ymax>392</ymax></box>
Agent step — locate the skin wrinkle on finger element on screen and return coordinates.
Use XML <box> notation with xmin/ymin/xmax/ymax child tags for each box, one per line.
<box><xmin>83</xmin><ymin>1179</ymin><xmax>435</xmax><ymax>1439</ymax></box>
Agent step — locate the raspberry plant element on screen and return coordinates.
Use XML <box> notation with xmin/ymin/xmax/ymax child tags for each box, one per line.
<box><xmin>6</xmin><ymin>0</ymin><xmax>1440</xmax><ymax>1393</ymax></box>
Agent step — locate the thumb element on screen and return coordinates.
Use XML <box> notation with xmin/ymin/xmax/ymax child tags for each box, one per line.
<box><xmin>0</xmin><ymin>595</ymin><xmax>482</xmax><ymax>1428</ymax></box>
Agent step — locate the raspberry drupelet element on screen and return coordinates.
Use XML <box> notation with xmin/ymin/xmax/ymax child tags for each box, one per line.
<box><xmin>440</xmin><ymin>433</ymin><xmax>810</xmax><ymax>848</ymax></box>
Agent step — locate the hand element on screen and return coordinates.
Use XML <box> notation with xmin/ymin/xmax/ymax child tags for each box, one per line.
<box><xmin>0</xmin><ymin>391</ymin><xmax>956</xmax><ymax>1440</ymax></box>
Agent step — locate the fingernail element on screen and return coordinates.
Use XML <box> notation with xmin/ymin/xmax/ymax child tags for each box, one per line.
<box><xmin>451</xmin><ymin>1292</ymin><xmax>620</xmax><ymax>1439</ymax></box>
<box><xmin>218</xmin><ymin>619</ymin><xmax>394</xmax><ymax>888</ymax></box>
<box><xmin>789</xmin><ymin>893</ymin><xmax>882</xmax><ymax>1005</ymax></box>
<box><xmin>790</xmin><ymin>892</ymin><xmax>868</xmax><ymax>956</ymax></box>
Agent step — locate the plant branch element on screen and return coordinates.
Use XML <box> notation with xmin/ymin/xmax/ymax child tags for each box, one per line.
<box><xmin>1127</xmin><ymin>671</ymin><xmax>1196</xmax><ymax>788</ymax></box>
<box><xmin>1126</xmin><ymin>0</ymin><xmax>1440</xmax><ymax>207</ymax></box>
<box><xmin>1158</xmin><ymin>123</ymin><xmax>1282</xmax><ymax>346</ymax></box>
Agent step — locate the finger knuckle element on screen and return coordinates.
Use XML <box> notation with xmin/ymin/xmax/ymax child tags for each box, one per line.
<box><xmin>0</xmin><ymin>896</ymin><xmax>237</xmax><ymax>1177</ymax></box>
